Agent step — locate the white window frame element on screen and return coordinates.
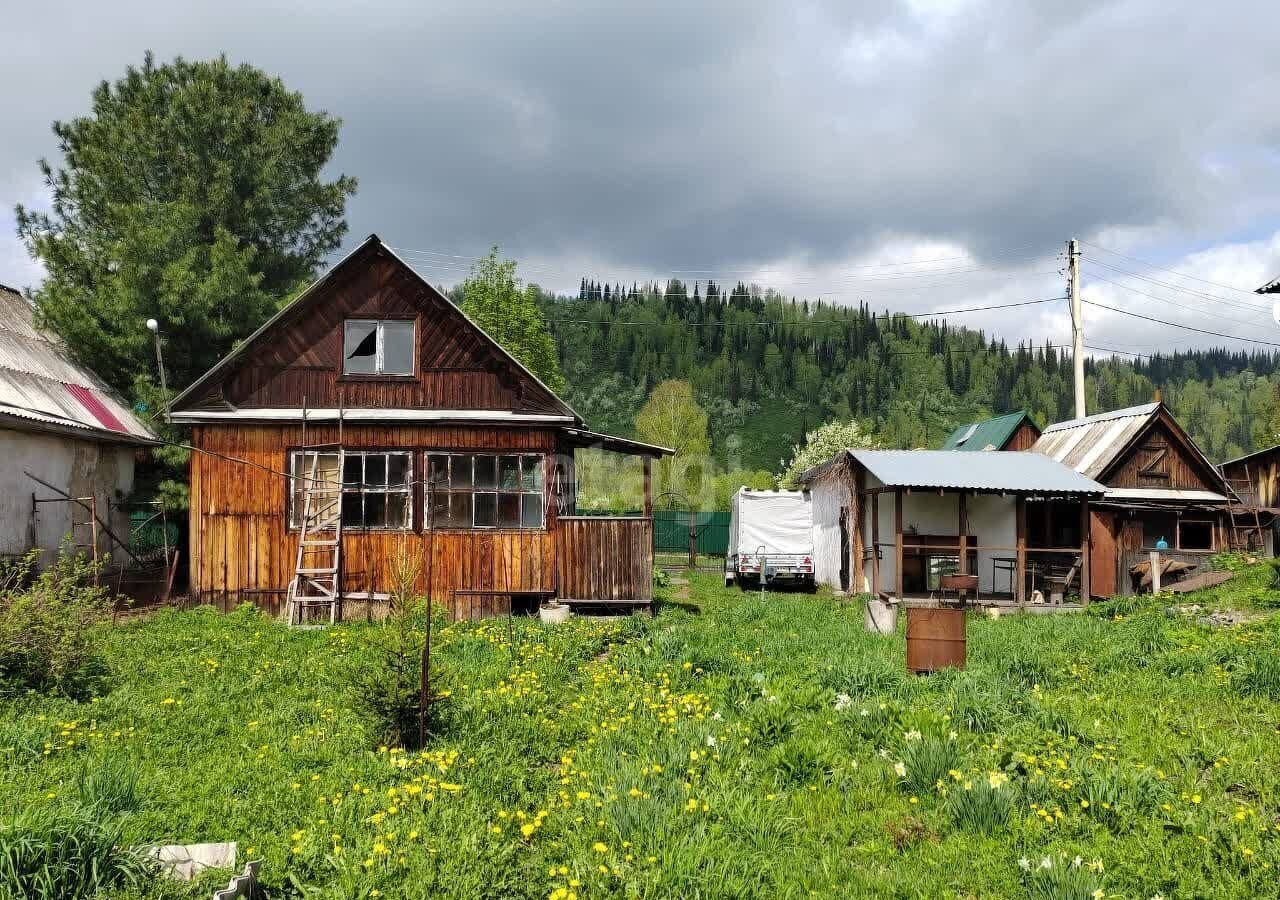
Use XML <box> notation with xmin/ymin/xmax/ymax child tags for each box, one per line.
<box><xmin>343</xmin><ymin>319</ymin><xmax>416</xmax><ymax>376</ymax></box>
<box><xmin>425</xmin><ymin>452</ymin><xmax>546</xmax><ymax>531</ymax></box>
<box><xmin>289</xmin><ymin>450</ymin><xmax>413</xmax><ymax>531</ymax></box>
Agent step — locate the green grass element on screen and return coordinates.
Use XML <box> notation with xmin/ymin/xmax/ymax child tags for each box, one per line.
<box><xmin>2</xmin><ymin>564</ymin><xmax>1280</xmax><ymax>898</ymax></box>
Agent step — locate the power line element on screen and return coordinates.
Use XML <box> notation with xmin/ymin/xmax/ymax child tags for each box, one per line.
<box><xmin>1084</xmin><ymin>258</ymin><xmax>1269</xmax><ymax>313</ymax></box>
<box><xmin>1082</xmin><ymin>299</ymin><xmax>1280</xmax><ymax>349</ymax></box>
<box><xmin>1085</xmin><ymin>343</ymin><xmax>1154</xmax><ymax>359</ymax></box>
<box><xmin>1083</xmin><ymin>268</ymin><xmax>1266</xmax><ymax>329</ymax></box>
<box><xmin>546</xmin><ymin>296</ymin><xmax>1065</xmax><ymax>329</ymax></box>
<box><xmin>1080</xmin><ymin>239</ymin><xmax>1270</xmax><ymax>298</ymax></box>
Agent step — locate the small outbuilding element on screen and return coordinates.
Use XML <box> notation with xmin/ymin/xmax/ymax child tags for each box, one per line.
<box><xmin>940</xmin><ymin>410</ymin><xmax>1041</xmax><ymax>452</ymax></box>
<box><xmin>1217</xmin><ymin>445</ymin><xmax>1280</xmax><ymax>555</ymax></box>
<box><xmin>0</xmin><ymin>284</ymin><xmax>155</xmax><ymax>566</ymax></box>
<box><xmin>798</xmin><ymin>448</ymin><xmax>1105</xmax><ymax>606</ymax></box>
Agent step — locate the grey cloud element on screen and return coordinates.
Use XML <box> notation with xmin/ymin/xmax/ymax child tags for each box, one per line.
<box><xmin>3</xmin><ymin>0</ymin><xmax>1279</xmax><ymax>323</ymax></box>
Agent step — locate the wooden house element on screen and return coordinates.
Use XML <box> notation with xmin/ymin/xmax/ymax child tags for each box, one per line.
<box><xmin>1030</xmin><ymin>403</ymin><xmax>1234</xmax><ymax>596</ymax></box>
<box><xmin>1218</xmin><ymin>445</ymin><xmax>1280</xmax><ymax>555</ymax></box>
<box><xmin>940</xmin><ymin>411</ymin><xmax>1041</xmax><ymax>452</ymax></box>
<box><xmin>168</xmin><ymin>236</ymin><xmax>670</xmax><ymax>621</ymax></box>
<box><xmin>798</xmin><ymin>449</ymin><xmax>1105</xmax><ymax>606</ymax></box>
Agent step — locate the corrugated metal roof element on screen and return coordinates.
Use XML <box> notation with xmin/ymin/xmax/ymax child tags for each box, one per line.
<box><xmin>1031</xmin><ymin>403</ymin><xmax>1158</xmax><ymax>478</ymax></box>
<box><xmin>0</xmin><ymin>287</ymin><xmax>154</xmax><ymax>443</ymax></box>
<box><xmin>827</xmin><ymin>449</ymin><xmax>1105</xmax><ymax>494</ymax></box>
<box><xmin>940</xmin><ymin>410</ymin><xmax>1035</xmax><ymax>452</ymax></box>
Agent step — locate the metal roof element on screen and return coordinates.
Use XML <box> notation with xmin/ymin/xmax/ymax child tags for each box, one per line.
<box><xmin>940</xmin><ymin>410</ymin><xmax>1036</xmax><ymax>452</ymax></box>
<box><xmin>1031</xmin><ymin>403</ymin><xmax>1159</xmax><ymax>478</ymax></box>
<box><xmin>1102</xmin><ymin>487</ymin><xmax>1229</xmax><ymax>504</ymax></box>
<box><xmin>801</xmin><ymin>448</ymin><xmax>1105</xmax><ymax>495</ymax></box>
<box><xmin>0</xmin><ymin>287</ymin><xmax>154</xmax><ymax>444</ymax></box>
<box><xmin>1219</xmin><ymin>443</ymin><xmax>1280</xmax><ymax>469</ymax></box>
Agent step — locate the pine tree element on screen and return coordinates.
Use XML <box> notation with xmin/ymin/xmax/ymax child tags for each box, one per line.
<box><xmin>16</xmin><ymin>52</ymin><xmax>356</xmax><ymax>395</ymax></box>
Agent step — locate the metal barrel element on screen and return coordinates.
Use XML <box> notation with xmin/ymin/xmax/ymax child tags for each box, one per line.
<box><xmin>905</xmin><ymin>607</ymin><xmax>967</xmax><ymax>673</ymax></box>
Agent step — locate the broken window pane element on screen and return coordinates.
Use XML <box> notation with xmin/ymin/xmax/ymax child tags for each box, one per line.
<box><xmin>474</xmin><ymin>493</ymin><xmax>497</xmax><ymax>527</ymax></box>
<box><xmin>498</xmin><ymin>493</ymin><xmax>521</xmax><ymax>528</ymax></box>
<box><xmin>522</xmin><ymin>494</ymin><xmax>544</xmax><ymax>529</ymax></box>
<box><xmin>343</xmin><ymin>321</ymin><xmax>377</xmax><ymax>374</ymax></box>
<box><xmin>474</xmin><ymin>456</ymin><xmax>497</xmax><ymax>489</ymax></box>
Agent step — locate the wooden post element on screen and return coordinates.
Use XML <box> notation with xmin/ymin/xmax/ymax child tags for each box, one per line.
<box><xmin>894</xmin><ymin>489</ymin><xmax>904</xmax><ymax>601</ymax></box>
<box><xmin>1015</xmin><ymin>495</ymin><xmax>1027</xmax><ymax>609</ymax></box>
<box><xmin>89</xmin><ymin>495</ymin><xmax>100</xmax><ymax>587</ymax></box>
<box><xmin>1080</xmin><ymin>497</ymin><xmax>1091</xmax><ymax>605</ymax></box>
<box><xmin>642</xmin><ymin>457</ymin><xmax>653</xmax><ymax>519</ymax></box>
<box><xmin>957</xmin><ymin>491</ymin><xmax>968</xmax><ymax>575</ymax></box>
<box><xmin>1149</xmin><ymin>550</ymin><xmax>1161</xmax><ymax>593</ymax></box>
<box><xmin>688</xmin><ymin>508</ymin><xmax>697</xmax><ymax>570</ymax></box>
<box><xmin>870</xmin><ymin>490</ymin><xmax>880</xmax><ymax>596</ymax></box>
<box><xmin>852</xmin><ymin>468</ymin><xmax>865</xmax><ymax>593</ymax></box>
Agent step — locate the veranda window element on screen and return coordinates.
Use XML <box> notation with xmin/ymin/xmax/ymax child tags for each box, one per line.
<box><xmin>426</xmin><ymin>453</ymin><xmax>545</xmax><ymax>529</ymax></box>
<box><xmin>343</xmin><ymin>319</ymin><xmax>415</xmax><ymax>375</ymax></box>
<box><xmin>289</xmin><ymin>450</ymin><xmax>412</xmax><ymax>530</ymax></box>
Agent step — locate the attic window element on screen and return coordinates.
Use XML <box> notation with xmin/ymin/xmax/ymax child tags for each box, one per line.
<box><xmin>343</xmin><ymin>320</ymin><xmax>415</xmax><ymax>375</ymax></box>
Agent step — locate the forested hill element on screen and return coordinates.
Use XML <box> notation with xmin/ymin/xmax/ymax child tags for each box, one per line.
<box><xmin>534</xmin><ymin>278</ymin><xmax>1280</xmax><ymax>471</ymax></box>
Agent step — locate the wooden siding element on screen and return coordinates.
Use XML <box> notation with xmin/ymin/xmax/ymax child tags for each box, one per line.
<box><xmin>1104</xmin><ymin>419</ymin><xmax>1219</xmax><ymax>493</ymax></box>
<box><xmin>188</xmin><ymin>424</ymin><xmax>654</xmax><ymax>617</ymax></box>
<box><xmin>1221</xmin><ymin>450</ymin><xmax>1280</xmax><ymax>509</ymax></box>
<box><xmin>1004</xmin><ymin>421</ymin><xmax>1041</xmax><ymax>451</ymax></box>
<box><xmin>186</xmin><ymin>245</ymin><xmax>565</xmax><ymax>415</ymax></box>
<box><xmin>556</xmin><ymin>517</ymin><xmax>653</xmax><ymax>603</ymax></box>
<box><xmin>189</xmin><ymin>424</ymin><xmax>562</xmax><ymax>615</ymax></box>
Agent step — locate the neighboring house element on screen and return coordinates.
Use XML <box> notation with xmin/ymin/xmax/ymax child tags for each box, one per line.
<box><xmin>940</xmin><ymin>411</ymin><xmax>1041</xmax><ymax>452</ymax></box>
<box><xmin>1030</xmin><ymin>403</ymin><xmax>1233</xmax><ymax>596</ymax></box>
<box><xmin>798</xmin><ymin>448</ymin><xmax>1104</xmax><ymax>604</ymax></box>
<box><xmin>168</xmin><ymin>235</ymin><xmax>670</xmax><ymax>620</ymax></box>
<box><xmin>0</xmin><ymin>284</ymin><xmax>155</xmax><ymax>566</ymax></box>
<box><xmin>1218</xmin><ymin>445</ymin><xmax>1280</xmax><ymax>556</ymax></box>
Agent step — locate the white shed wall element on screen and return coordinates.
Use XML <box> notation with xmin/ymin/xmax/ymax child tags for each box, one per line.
<box><xmin>808</xmin><ymin>468</ymin><xmax>851</xmax><ymax>589</ymax></box>
<box><xmin>861</xmin><ymin>476</ymin><xmax>1018</xmax><ymax>596</ymax></box>
<box><xmin>0</xmin><ymin>428</ymin><xmax>135</xmax><ymax>566</ymax></box>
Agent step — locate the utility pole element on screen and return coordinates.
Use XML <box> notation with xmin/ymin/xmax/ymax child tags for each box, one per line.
<box><xmin>146</xmin><ymin>318</ymin><xmax>169</xmax><ymax>423</ymax></box>
<box><xmin>1068</xmin><ymin>238</ymin><xmax>1086</xmax><ymax>419</ymax></box>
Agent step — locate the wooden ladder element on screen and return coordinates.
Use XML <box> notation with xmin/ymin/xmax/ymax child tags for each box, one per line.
<box><xmin>1224</xmin><ymin>466</ymin><xmax>1265</xmax><ymax>553</ymax></box>
<box><xmin>287</xmin><ymin>446</ymin><xmax>343</xmax><ymax>626</ymax></box>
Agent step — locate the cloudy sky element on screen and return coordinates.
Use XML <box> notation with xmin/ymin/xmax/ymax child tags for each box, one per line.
<box><xmin>4</xmin><ymin>0</ymin><xmax>1280</xmax><ymax>356</ymax></box>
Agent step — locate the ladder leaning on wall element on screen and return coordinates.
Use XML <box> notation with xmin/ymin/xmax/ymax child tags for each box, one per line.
<box><xmin>287</xmin><ymin>444</ymin><xmax>344</xmax><ymax>626</ymax></box>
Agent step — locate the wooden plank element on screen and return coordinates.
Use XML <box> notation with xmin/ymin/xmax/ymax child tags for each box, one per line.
<box><xmin>1079</xmin><ymin>497</ymin><xmax>1091</xmax><ymax>605</ymax></box>
<box><xmin>957</xmin><ymin>491</ymin><xmax>968</xmax><ymax>576</ymax></box>
<box><xmin>1015</xmin><ymin>495</ymin><xmax>1026</xmax><ymax>608</ymax></box>
<box><xmin>894</xmin><ymin>489</ymin><xmax>904</xmax><ymax>601</ymax></box>
<box><xmin>870</xmin><ymin>491</ymin><xmax>880</xmax><ymax>596</ymax></box>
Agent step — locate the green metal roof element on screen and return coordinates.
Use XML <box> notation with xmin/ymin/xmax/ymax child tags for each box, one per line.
<box><xmin>941</xmin><ymin>411</ymin><xmax>1034</xmax><ymax>452</ymax></box>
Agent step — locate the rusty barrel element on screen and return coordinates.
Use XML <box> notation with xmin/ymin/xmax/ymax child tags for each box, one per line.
<box><xmin>905</xmin><ymin>607</ymin><xmax>966</xmax><ymax>673</ymax></box>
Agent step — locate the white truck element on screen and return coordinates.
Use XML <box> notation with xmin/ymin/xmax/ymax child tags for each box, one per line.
<box><xmin>725</xmin><ymin>488</ymin><xmax>815</xmax><ymax>591</ymax></box>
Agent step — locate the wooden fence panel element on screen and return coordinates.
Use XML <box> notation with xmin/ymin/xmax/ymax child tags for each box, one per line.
<box><xmin>556</xmin><ymin>517</ymin><xmax>653</xmax><ymax>602</ymax></box>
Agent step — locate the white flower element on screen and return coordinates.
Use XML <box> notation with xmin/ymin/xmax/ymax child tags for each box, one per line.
<box><xmin>877</xmin><ymin>748</ymin><xmax>890</xmax><ymax>759</ymax></box>
<box><xmin>834</xmin><ymin>693</ymin><xmax>853</xmax><ymax>712</ymax></box>
<box><xmin>706</xmin><ymin>734</ymin><xmax>717</xmax><ymax>748</ymax></box>
<box><xmin>904</xmin><ymin>729</ymin><xmax>922</xmax><ymax>742</ymax></box>
<box><xmin>1018</xmin><ymin>857</ymin><xmax>1031</xmax><ymax>871</ymax></box>
<box><xmin>1072</xmin><ymin>856</ymin><xmax>1083</xmax><ymax>868</ymax></box>
<box><xmin>860</xmin><ymin>708</ymin><xmax>871</xmax><ymax>717</ymax></box>
<box><xmin>893</xmin><ymin>761</ymin><xmax>907</xmax><ymax>778</ymax></box>
<box><xmin>712</xmin><ymin>711</ymin><xmax>723</xmax><ymax>721</ymax></box>
<box><xmin>948</xmin><ymin>729</ymin><xmax>958</xmax><ymax>741</ymax></box>
<box><xmin>1039</xmin><ymin>857</ymin><xmax>1053</xmax><ymax>870</ymax></box>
